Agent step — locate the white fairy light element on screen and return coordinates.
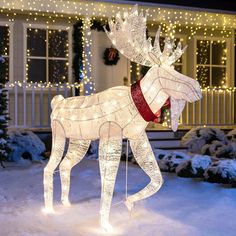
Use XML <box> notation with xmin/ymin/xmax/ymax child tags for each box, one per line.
<box><xmin>43</xmin><ymin>5</ymin><xmax>202</xmax><ymax>232</ymax></box>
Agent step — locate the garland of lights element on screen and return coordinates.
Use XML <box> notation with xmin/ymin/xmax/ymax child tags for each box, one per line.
<box><xmin>81</xmin><ymin>17</ymin><xmax>95</xmax><ymax>95</ymax></box>
<box><xmin>0</xmin><ymin>1</ymin><xmax>234</xmax><ymax>91</ymax></box>
<box><xmin>90</xmin><ymin>20</ymin><xmax>106</xmax><ymax>32</ymax></box>
<box><xmin>72</xmin><ymin>20</ymin><xmax>83</xmax><ymax>94</ymax></box>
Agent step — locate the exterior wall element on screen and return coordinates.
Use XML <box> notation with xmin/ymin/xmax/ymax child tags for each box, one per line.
<box><xmin>0</xmin><ymin>15</ymin><xmax>235</xmax><ymax>129</ymax></box>
<box><xmin>91</xmin><ymin>30</ymin><xmax>130</xmax><ymax>92</ymax></box>
<box><xmin>13</xmin><ymin>19</ymin><xmax>24</xmax><ymax>83</ymax></box>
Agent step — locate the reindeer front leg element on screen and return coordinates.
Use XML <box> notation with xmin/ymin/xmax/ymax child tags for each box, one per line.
<box><xmin>43</xmin><ymin>121</ymin><xmax>66</xmax><ymax>213</ymax></box>
<box><xmin>126</xmin><ymin>132</ymin><xmax>163</xmax><ymax>210</ymax></box>
<box><xmin>99</xmin><ymin>122</ymin><xmax>122</xmax><ymax>231</ymax></box>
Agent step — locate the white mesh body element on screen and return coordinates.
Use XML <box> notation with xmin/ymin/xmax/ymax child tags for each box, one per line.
<box><xmin>51</xmin><ymin>86</ymin><xmax>147</xmax><ymax>140</ymax></box>
<box><xmin>43</xmin><ymin>6</ymin><xmax>202</xmax><ymax>232</ymax></box>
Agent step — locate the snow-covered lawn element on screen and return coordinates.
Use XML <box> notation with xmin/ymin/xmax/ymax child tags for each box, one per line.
<box><xmin>0</xmin><ymin>158</ymin><xmax>236</xmax><ymax>236</ymax></box>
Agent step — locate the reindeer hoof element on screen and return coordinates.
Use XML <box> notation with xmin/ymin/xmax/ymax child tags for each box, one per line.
<box><xmin>42</xmin><ymin>207</ymin><xmax>55</xmax><ymax>215</ymax></box>
<box><xmin>100</xmin><ymin>219</ymin><xmax>113</xmax><ymax>232</ymax></box>
<box><xmin>125</xmin><ymin>199</ymin><xmax>134</xmax><ymax>212</ymax></box>
<box><xmin>62</xmin><ymin>199</ymin><xmax>71</xmax><ymax>207</ymax></box>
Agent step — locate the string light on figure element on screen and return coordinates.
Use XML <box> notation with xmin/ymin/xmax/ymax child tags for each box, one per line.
<box><xmin>43</xmin><ymin>6</ymin><xmax>202</xmax><ymax>232</ymax></box>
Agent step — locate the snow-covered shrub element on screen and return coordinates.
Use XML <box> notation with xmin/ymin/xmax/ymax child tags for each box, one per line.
<box><xmin>0</xmin><ymin>56</ymin><xmax>11</xmax><ymax>167</ymax></box>
<box><xmin>156</xmin><ymin>151</ymin><xmax>191</xmax><ymax>172</ymax></box>
<box><xmin>225</xmin><ymin>129</ymin><xmax>236</xmax><ymax>144</ymax></box>
<box><xmin>181</xmin><ymin>127</ymin><xmax>225</xmax><ymax>155</ymax></box>
<box><xmin>232</xmin><ymin>178</ymin><xmax>236</xmax><ymax>187</ymax></box>
<box><xmin>176</xmin><ymin>155</ymin><xmax>212</xmax><ymax>178</ymax></box>
<box><xmin>8</xmin><ymin>130</ymin><xmax>46</xmax><ymax>162</ymax></box>
<box><xmin>154</xmin><ymin>149</ymin><xmax>169</xmax><ymax>160</ymax></box>
<box><xmin>201</xmin><ymin>140</ymin><xmax>225</xmax><ymax>156</ymax></box>
<box><xmin>215</xmin><ymin>142</ymin><xmax>236</xmax><ymax>159</ymax></box>
<box><xmin>204</xmin><ymin>160</ymin><xmax>236</xmax><ymax>184</ymax></box>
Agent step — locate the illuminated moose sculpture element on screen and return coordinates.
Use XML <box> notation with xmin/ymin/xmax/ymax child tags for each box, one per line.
<box><xmin>43</xmin><ymin>6</ymin><xmax>202</xmax><ymax>231</ymax></box>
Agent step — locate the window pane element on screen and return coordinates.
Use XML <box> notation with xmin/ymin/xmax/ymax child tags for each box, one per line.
<box><xmin>27</xmin><ymin>59</ymin><xmax>46</xmax><ymax>82</ymax></box>
<box><xmin>159</xmin><ymin>36</ymin><xmax>165</xmax><ymax>51</ymax></box>
<box><xmin>49</xmin><ymin>60</ymin><xmax>68</xmax><ymax>83</ymax></box>
<box><xmin>48</xmin><ymin>30</ymin><xmax>68</xmax><ymax>58</ymax></box>
<box><xmin>0</xmin><ymin>26</ymin><xmax>9</xmax><ymax>56</ymax></box>
<box><xmin>174</xmin><ymin>65</ymin><xmax>182</xmax><ymax>73</ymax></box>
<box><xmin>130</xmin><ymin>62</ymin><xmax>137</xmax><ymax>84</ymax></box>
<box><xmin>1</xmin><ymin>57</ymin><xmax>9</xmax><ymax>80</ymax></box>
<box><xmin>196</xmin><ymin>66</ymin><xmax>210</xmax><ymax>87</ymax></box>
<box><xmin>212</xmin><ymin>41</ymin><xmax>227</xmax><ymax>65</ymax></box>
<box><xmin>197</xmin><ymin>40</ymin><xmax>210</xmax><ymax>64</ymax></box>
<box><xmin>212</xmin><ymin>67</ymin><xmax>226</xmax><ymax>87</ymax></box>
<box><xmin>27</xmin><ymin>28</ymin><xmax>46</xmax><ymax>57</ymax></box>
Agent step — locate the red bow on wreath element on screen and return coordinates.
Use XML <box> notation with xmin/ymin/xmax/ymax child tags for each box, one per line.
<box><xmin>108</xmin><ymin>48</ymin><xmax>117</xmax><ymax>61</ymax></box>
<box><xmin>103</xmin><ymin>47</ymin><xmax>120</xmax><ymax>65</ymax></box>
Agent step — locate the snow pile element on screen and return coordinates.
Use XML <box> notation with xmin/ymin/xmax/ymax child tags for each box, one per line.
<box><xmin>1</xmin><ymin>159</ymin><xmax>236</xmax><ymax>236</ymax></box>
<box><xmin>204</xmin><ymin>160</ymin><xmax>236</xmax><ymax>184</ymax></box>
<box><xmin>156</xmin><ymin>150</ymin><xmax>191</xmax><ymax>172</ymax></box>
<box><xmin>8</xmin><ymin>130</ymin><xmax>46</xmax><ymax>162</ymax></box>
<box><xmin>176</xmin><ymin>155</ymin><xmax>212</xmax><ymax>178</ymax></box>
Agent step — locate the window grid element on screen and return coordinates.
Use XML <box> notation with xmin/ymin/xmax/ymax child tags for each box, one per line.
<box><xmin>26</xmin><ymin>26</ymin><xmax>70</xmax><ymax>83</ymax></box>
<box><xmin>0</xmin><ymin>24</ymin><xmax>11</xmax><ymax>80</ymax></box>
<box><xmin>195</xmin><ymin>37</ymin><xmax>229</xmax><ymax>88</ymax></box>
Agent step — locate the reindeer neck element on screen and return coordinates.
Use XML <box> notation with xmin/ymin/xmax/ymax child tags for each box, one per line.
<box><xmin>140</xmin><ymin>68</ymin><xmax>169</xmax><ymax>114</ymax></box>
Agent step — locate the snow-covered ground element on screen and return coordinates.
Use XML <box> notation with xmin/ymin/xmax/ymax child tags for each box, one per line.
<box><xmin>0</xmin><ymin>158</ymin><xmax>236</xmax><ymax>236</ymax></box>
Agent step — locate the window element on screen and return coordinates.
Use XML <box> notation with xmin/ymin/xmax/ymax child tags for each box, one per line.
<box><xmin>0</xmin><ymin>25</ymin><xmax>10</xmax><ymax>80</ymax></box>
<box><xmin>26</xmin><ymin>26</ymin><xmax>70</xmax><ymax>83</ymax></box>
<box><xmin>130</xmin><ymin>35</ymin><xmax>186</xmax><ymax>84</ymax></box>
<box><xmin>195</xmin><ymin>38</ymin><xmax>228</xmax><ymax>88</ymax></box>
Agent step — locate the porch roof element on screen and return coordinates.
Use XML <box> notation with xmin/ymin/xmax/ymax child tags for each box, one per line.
<box><xmin>0</xmin><ymin>0</ymin><xmax>236</xmax><ymax>30</ymax></box>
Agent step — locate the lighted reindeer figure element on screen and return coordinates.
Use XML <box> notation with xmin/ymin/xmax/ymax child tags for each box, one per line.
<box><xmin>43</xmin><ymin>6</ymin><xmax>202</xmax><ymax>231</ymax></box>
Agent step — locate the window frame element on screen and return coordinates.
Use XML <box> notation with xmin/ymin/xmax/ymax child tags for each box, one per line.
<box><xmin>23</xmin><ymin>23</ymin><xmax>72</xmax><ymax>84</ymax></box>
<box><xmin>0</xmin><ymin>21</ymin><xmax>14</xmax><ymax>82</ymax></box>
<box><xmin>193</xmin><ymin>35</ymin><xmax>231</xmax><ymax>87</ymax></box>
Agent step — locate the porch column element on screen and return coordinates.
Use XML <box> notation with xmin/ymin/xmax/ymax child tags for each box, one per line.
<box><xmin>81</xmin><ymin>16</ymin><xmax>95</xmax><ymax>95</ymax></box>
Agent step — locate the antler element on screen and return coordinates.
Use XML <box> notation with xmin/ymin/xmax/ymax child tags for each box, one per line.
<box><xmin>105</xmin><ymin>5</ymin><xmax>187</xmax><ymax>67</ymax></box>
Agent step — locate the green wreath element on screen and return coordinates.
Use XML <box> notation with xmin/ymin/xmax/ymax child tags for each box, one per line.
<box><xmin>103</xmin><ymin>47</ymin><xmax>120</xmax><ymax>65</ymax></box>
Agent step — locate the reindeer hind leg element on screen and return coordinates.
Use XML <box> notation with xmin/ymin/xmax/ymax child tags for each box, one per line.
<box><xmin>59</xmin><ymin>138</ymin><xmax>91</xmax><ymax>206</ymax></box>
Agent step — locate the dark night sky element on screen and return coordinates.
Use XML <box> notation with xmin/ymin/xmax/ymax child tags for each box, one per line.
<box><xmin>120</xmin><ymin>0</ymin><xmax>236</xmax><ymax>12</ymax></box>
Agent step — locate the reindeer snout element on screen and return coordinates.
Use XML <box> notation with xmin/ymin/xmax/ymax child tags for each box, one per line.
<box><xmin>191</xmin><ymin>89</ymin><xmax>202</xmax><ymax>102</ymax></box>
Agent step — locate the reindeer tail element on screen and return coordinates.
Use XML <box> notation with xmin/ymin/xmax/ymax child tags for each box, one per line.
<box><xmin>51</xmin><ymin>95</ymin><xmax>64</xmax><ymax>110</ymax></box>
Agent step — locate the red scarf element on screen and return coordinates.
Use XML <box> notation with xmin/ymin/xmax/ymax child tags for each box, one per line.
<box><xmin>131</xmin><ymin>79</ymin><xmax>170</xmax><ymax>123</ymax></box>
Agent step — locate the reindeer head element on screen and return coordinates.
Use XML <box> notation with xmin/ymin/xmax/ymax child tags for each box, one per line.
<box><xmin>105</xmin><ymin>5</ymin><xmax>202</xmax><ymax>131</ymax></box>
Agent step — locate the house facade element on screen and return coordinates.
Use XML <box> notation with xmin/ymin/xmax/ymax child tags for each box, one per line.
<box><xmin>0</xmin><ymin>0</ymin><xmax>235</xmax><ymax>130</ymax></box>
